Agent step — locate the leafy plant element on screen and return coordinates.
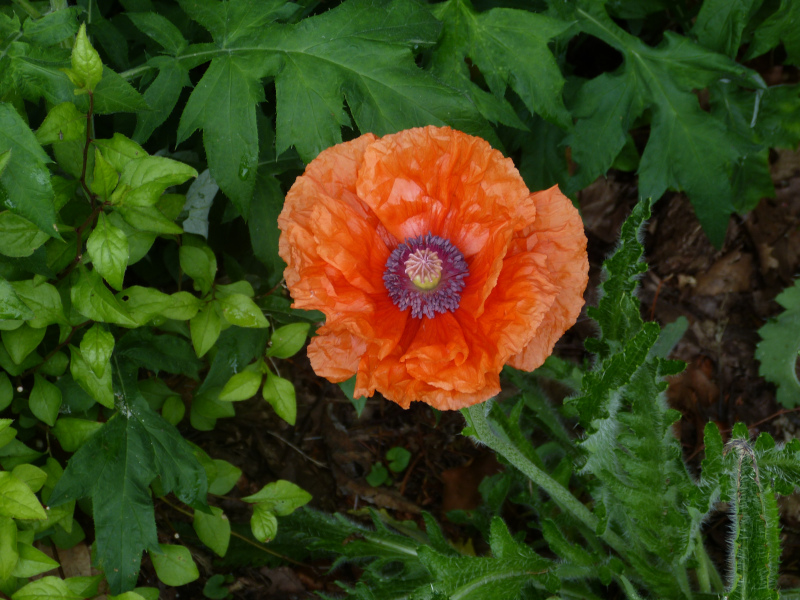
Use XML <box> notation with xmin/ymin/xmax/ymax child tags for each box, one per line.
<box><xmin>1</xmin><ymin>0</ymin><xmax>799</xmax><ymax>597</ymax></box>
<box><xmin>757</xmin><ymin>278</ymin><xmax>800</xmax><ymax>408</ymax></box>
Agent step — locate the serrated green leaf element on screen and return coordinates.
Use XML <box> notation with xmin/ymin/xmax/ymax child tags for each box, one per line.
<box><xmin>250</xmin><ymin>503</ymin><xmax>278</xmax><ymax>542</ymax></box>
<box><xmin>262</xmin><ymin>371</ymin><xmax>296</xmax><ymax>425</ymax></box>
<box><xmin>29</xmin><ymin>374</ymin><xmax>62</xmax><ymax>427</ymax></box>
<box><xmin>432</xmin><ymin>0</ymin><xmax>570</xmax><ymax>127</ymax></box>
<box><xmin>150</xmin><ymin>544</ymin><xmax>199</xmax><ymax>587</ymax></box>
<box><xmin>1</xmin><ymin>323</ymin><xmax>46</xmax><ymax>365</ymax></box>
<box><xmin>692</xmin><ymin>0</ymin><xmax>764</xmax><ymax>57</ymax></box>
<box><xmin>0</xmin><ymin>103</ymin><xmax>58</xmax><ymax>238</ymax></box>
<box><xmin>757</xmin><ymin>277</ymin><xmax>800</xmax><ymax>408</ymax></box>
<box><xmin>190</xmin><ymin>301</ymin><xmax>222</xmax><ymax>358</ymax></box>
<box><xmin>52</xmin><ymin>417</ymin><xmax>104</xmax><ymax>452</ymax></box>
<box><xmin>119</xmin><ymin>156</ymin><xmax>197</xmax><ymax>203</ymax></box>
<box><xmin>86</xmin><ymin>213</ymin><xmax>129</xmax><ymax>291</ymax></box>
<box><xmin>747</xmin><ymin>0</ymin><xmax>800</xmax><ymax>65</ymax></box>
<box><xmin>69</xmin><ymin>344</ymin><xmax>113</xmax><ymax>409</ymax></box>
<box><xmin>0</xmin><ymin>471</ymin><xmax>47</xmax><ymax>520</ymax></box>
<box><xmin>127</xmin><ymin>12</ymin><xmax>188</xmax><ymax>55</ymax></box>
<box><xmin>0</xmin><ymin>211</ymin><xmax>50</xmax><ymax>258</ymax></box>
<box><xmin>133</xmin><ymin>60</ymin><xmax>190</xmax><ymax>144</ymax></box>
<box><xmin>267</xmin><ymin>322</ymin><xmax>309</xmax><ymax>359</ymax></box>
<box><xmin>218</xmin><ymin>293</ymin><xmax>267</xmax><ymax>328</ymax></box>
<box><xmin>179</xmin><ymin>243</ymin><xmax>216</xmax><ymax>295</ymax></box>
<box><xmin>49</xmin><ymin>388</ymin><xmax>206</xmax><ymax>594</ymax></box>
<box><xmin>193</xmin><ymin>506</ymin><xmax>230</xmax><ymax>557</ymax></box>
<box><xmin>79</xmin><ymin>323</ymin><xmax>115</xmax><ymax>378</ymax></box>
<box><xmin>35</xmin><ymin>102</ymin><xmax>86</xmax><ymax>146</ymax></box>
<box><xmin>93</xmin><ymin>134</ymin><xmax>147</xmax><ymax>172</ymax></box>
<box><xmin>219</xmin><ymin>369</ymin><xmax>263</xmax><ymax>402</ymax></box>
<box><xmin>71</xmin><ymin>24</ymin><xmax>103</xmax><ymax>92</ymax></box>
<box><xmin>22</xmin><ymin>6</ymin><xmax>81</xmax><ymax>46</ymax></box>
<box><xmin>242</xmin><ymin>479</ymin><xmax>311</xmax><ymax>515</ymax></box>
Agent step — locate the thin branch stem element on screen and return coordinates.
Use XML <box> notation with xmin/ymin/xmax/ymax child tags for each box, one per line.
<box><xmin>158</xmin><ymin>496</ymin><xmax>311</xmax><ymax>568</ymax></box>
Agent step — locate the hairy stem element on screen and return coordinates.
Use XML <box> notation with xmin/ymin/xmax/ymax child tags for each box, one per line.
<box><xmin>462</xmin><ymin>403</ymin><xmax>627</xmax><ymax>557</ymax></box>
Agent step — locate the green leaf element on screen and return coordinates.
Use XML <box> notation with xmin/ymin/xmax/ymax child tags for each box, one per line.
<box><xmin>116</xmin><ymin>204</ymin><xmax>183</xmax><ymax>234</ymax></box>
<box><xmin>86</xmin><ymin>213</ymin><xmax>129</xmax><ymax>291</ymax></box>
<box><xmin>69</xmin><ymin>344</ymin><xmax>114</xmax><ymax>409</ymax></box>
<box><xmin>107</xmin><ymin>212</ymin><xmax>157</xmax><ymax>265</ymax></box>
<box><xmin>249</xmin><ymin>171</ymin><xmax>285</xmax><ymax>284</ymax></box>
<box><xmin>366</xmin><ymin>463</ymin><xmax>389</xmax><ymax>487</ymax></box>
<box><xmin>13</xmin><ymin>543</ymin><xmax>62</xmax><ymax>577</ymax></box>
<box><xmin>52</xmin><ymin>417</ymin><xmax>104</xmax><ymax>452</ymax></box>
<box><xmin>29</xmin><ymin>374</ymin><xmax>62</xmax><ymax>427</ymax></box>
<box><xmin>202</xmin><ymin>574</ymin><xmax>230</xmax><ymax>600</ymax></box>
<box><xmin>218</xmin><ymin>293</ymin><xmax>267</xmax><ymax>328</ymax></box>
<box><xmin>0</xmin><ymin>277</ymin><xmax>34</xmax><ymax>321</ymax></box>
<box><xmin>431</xmin><ymin>0</ymin><xmax>570</xmax><ymax>127</ymax></box>
<box><xmin>250</xmin><ymin>504</ymin><xmax>277</xmax><ymax>542</ymax></box>
<box><xmin>692</xmin><ymin>0</ymin><xmax>765</xmax><ymax>57</ymax></box>
<box><xmin>267</xmin><ymin>323</ymin><xmax>309</xmax><ymax>359</ymax></box>
<box><xmin>0</xmin><ymin>373</ymin><xmax>11</xmax><ymax>412</ymax></box>
<box><xmin>0</xmin><ymin>211</ymin><xmax>50</xmax><ymax>258</ymax></box>
<box><xmin>181</xmin><ymin>169</ymin><xmax>218</xmax><ymax>239</ymax></box>
<box><xmin>0</xmin><ymin>471</ymin><xmax>47</xmax><ymax>520</ymax></box>
<box><xmin>127</xmin><ymin>12</ymin><xmax>188</xmax><ymax>55</ymax></box>
<box><xmin>193</xmin><ymin>506</ymin><xmax>230</xmax><ymax>557</ymax></box>
<box><xmin>93</xmin><ymin>134</ymin><xmax>147</xmax><ymax>172</ymax></box>
<box><xmin>208</xmin><ymin>459</ymin><xmax>241</xmax><ymax>496</ymax></box>
<box><xmin>262</xmin><ymin>371</ymin><xmax>296</xmax><ymax>425</ymax></box>
<box><xmin>90</xmin><ymin>149</ymin><xmax>119</xmax><ymax>199</ymax></box>
<box><xmin>219</xmin><ymin>369</ymin><xmax>263</xmax><ymax>402</ymax></box>
<box><xmin>9</xmin><ymin>280</ymin><xmax>65</xmax><ymax>327</ymax></box>
<box><xmin>0</xmin><ymin>516</ymin><xmax>17</xmax><ymax>580</ymax></box>
<box><xmin>70</xmin><ymin>24</ymin><xmax>103</xmax><ymax>92</ymax></box>
<box><xmin>133</xmin><ymin>60</ymin><xmax>190</xmax><ymax>144</ymax></box>
<box><xmin>11</xmin><ymin>464</ymin><xmax>47</xmax><ymax>494</ymax></box>
<box><xmin>115</xmin><ymin>328</ymin><xmax>203</xmax><ymax>380</ymax></box>
<box><xmin>757</xmin><ymin>277</ymin><xmax>800</xmax><ymax>408</ymax></box>
<box><xmin>49</xmin><ymin>390</ymin><xmax>207</xmax><ymax>594</ymax></box>
<box><xmin>35</xmin><ymin>102</ymin><xmax>86</xmax><ymax>146</ymax></box>
<box><xmin>12</xmin><ymin>576</ymin><xmax>83</xmax><ymax>600</ymax></box>
<box><xmin>747</xmin><ymin>0</ymin><xmax>800</xmax><ymax>65</ymax></box>
<box><xmin>242</xmin><ymin>479</ymin><xmax>311</xmax><ymax>516</ymax></box>
<box><xmin>190</xmin><ymin>302</ymin><xmax>222</xmax><ymax>358</ymax></box>
<box><xmin>161</xmin><ymin>395</ymin><xmax>185</xmax><ymax>426</ymax></box>
<box><xmin>0</xmin><ymin>149</ymin><xmax>9</xmax><ymax>178</ymax></box>
<box><xmin>150</xmin><ymin>544</ymin><xmax>199</xmax><ymax>587</ymax></box>
<box><xmin>386</xmin><ymin>447</ymin><xmax>411</xmax><ymax>473</ymax></box>
<box><xmin>1</xmin><ymin>323</ymin><xmax>45</xmax><ymax>365</ymax></box>
<box><xmin>117</xmin><ymin>286</ymin><xmax>200</xmax><ymax>324</ymax></box>
<box><xmin>79</xmin><ymin>323</ymin><xmax>115</xmax><ymax>378</ymax></box>
<box><xmin>22</xmin><ymin>7</ymin><xmax>81</xmax><ymax>46</ymax></box>
<box><xmin>0</xmin><ymin>103</ymin><xmax>58</xmax><ymax>238</ymax></box>
<box><xmin>179</xmin><ymin>243</ymin><xmax>216</xmax><ymax>296</ymax></box>
<box><xmin>71</xmin><ymin>265</ymin><xmax>137</xmax><ymax>326</ymax></box>
<box><xmin>570</xmin><ymin>5</ymin><xmax>763</xmax><ymax>246</ymax></box>
<box><xmin>118</xmin><ymin>156</ymin><xmax>197</xmax><ymax>205</ymax></box>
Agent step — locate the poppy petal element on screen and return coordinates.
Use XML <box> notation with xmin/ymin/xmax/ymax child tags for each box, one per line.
<box><xmin>508</xmin><ymin>186</ymin><xmax>589</xmax><ymax>371</ymax></box>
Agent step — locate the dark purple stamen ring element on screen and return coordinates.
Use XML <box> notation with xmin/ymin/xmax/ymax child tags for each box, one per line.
<box><xmin>383</xmin><ymin>233</ymin><xmax>468</xmax><ymax>319</ymax></box>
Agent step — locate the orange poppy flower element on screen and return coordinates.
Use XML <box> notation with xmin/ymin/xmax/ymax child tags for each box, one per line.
<box><xmin>278</xmin><ymin>126</ymin><xmax>588</xmax><ymax>410</ymax></box>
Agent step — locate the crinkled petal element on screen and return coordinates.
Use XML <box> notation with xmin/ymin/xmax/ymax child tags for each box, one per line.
<box><xmin>508</xmin><ymin>186</ymin><xmax>589</xmax><ymax>371</ymax></box>
<box><xmin>307</xmin><ymin>325</ymin><xmax>368</xmax><ymax>383</ymax></box>
<box><xmin>356</xmin><ymin>126</ymin><xmax>536</xmax><ymax>317</ymax></box>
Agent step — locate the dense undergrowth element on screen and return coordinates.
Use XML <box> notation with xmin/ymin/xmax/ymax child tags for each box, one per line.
<box><xmin>1</xmin><ymin>0</ymin><xmax>800</xmax><ymax>598</ymax></box>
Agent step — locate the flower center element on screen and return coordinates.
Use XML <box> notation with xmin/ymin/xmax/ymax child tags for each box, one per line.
<box><xmin>405</xmin><ymin>248</ymin><xmax>442</xmax><ymax>290</ymax></box>
<box><xmin>383</xmin><ymin>233</ymin><xmax>468</xmax><ymax>319</ymax></box>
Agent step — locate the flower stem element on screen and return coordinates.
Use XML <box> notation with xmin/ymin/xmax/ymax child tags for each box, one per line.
<box><xmin>461</xmin><ymin>403</ymin><xmax>627</xmax><ymax>557</ymax></box>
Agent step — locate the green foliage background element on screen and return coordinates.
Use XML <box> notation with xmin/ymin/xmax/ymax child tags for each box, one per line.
<box><xmin>0</xmin><ymin>0</ymin><xmax>799</xmax><ymax>598</ymax></box>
